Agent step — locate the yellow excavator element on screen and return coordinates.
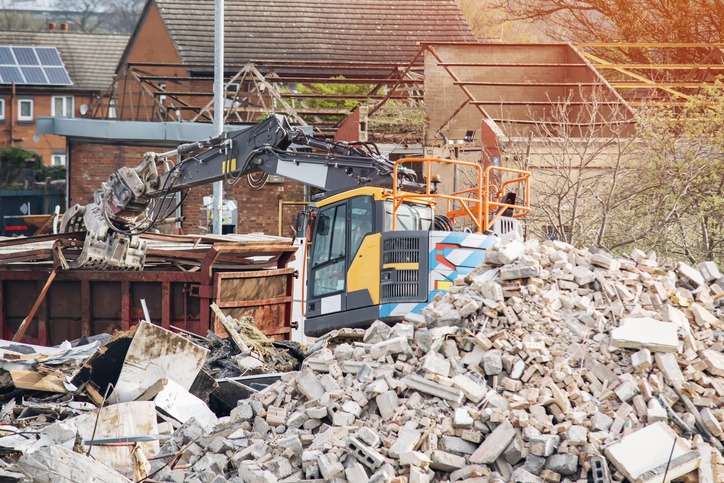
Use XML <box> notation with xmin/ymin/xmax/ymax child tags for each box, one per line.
<box><xmin>60</xmin><ymin>115</ymin><xmax>531</xmax><ymax>336</ymax></box>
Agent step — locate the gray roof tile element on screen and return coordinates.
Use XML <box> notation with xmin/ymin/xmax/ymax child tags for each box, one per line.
<box><xmin>155</xmin><ymin>0</ymin><xmax>476</xmax><ymax>73</ymax></box>
<box><xmin>0</xmin><ymin>31</ymin><xmax>128</xmax><ymax>91</ymax></box>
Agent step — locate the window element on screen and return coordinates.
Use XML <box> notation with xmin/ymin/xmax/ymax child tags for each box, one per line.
<box><xmin>51</xmin><ymin>154</ymin><xmax>66</xmax><ymax>166</ymax></box>
<box><xmin>0</xmin><ymin>98</ymin><xmax>4</xmax><ymax>120</ymax></box>
<box><xmin>349</xmin><ymin>196</ymin><xmax>375</xmax><ymax>257</ymax></box>
<box><xmin>310</xmin><ymin>203</ymin><xmax>347</xmax><ymax>297</ymax></box>
<box><xmin>52</xmin><ymin>95</ymin><xmax>74</xmax><ymax>117</ymax></box>
<box><xmin>18</xmin><ymin>98</ymin><xmax>33</xmax><ymax>121</ymax></box>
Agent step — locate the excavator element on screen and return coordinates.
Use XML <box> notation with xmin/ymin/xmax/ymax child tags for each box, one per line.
<box><xmin>60</xmin><ymin>115</ymin><xmax>531</xmax><ymax>336</ymax></box>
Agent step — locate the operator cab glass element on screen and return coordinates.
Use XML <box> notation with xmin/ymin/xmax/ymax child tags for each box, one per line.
<box><xmin>384</xmin><ymin>200</ymin><xmax>433</xmax><ymax>231</ymax></box>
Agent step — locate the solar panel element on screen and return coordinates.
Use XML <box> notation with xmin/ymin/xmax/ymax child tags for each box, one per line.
<box><xmin>13</xmin><ymin>47</ymin><xmax>38</xmax><ymax>65</ymax></box>
<box><xmin>0</xmin><ymin>66</ymin><xmax>23</xmax><ymax>84</ymax></box>
<box><xmin>44</xmin><ymin>67</ymin><xmax>71</xmax><ymax>85</ymax></box>
<box><xmin>0</xmin><ymin>45</ymin><xmax>72</xmax><ymax>85</ymax></box>
<box><xmin>0</xmin><ymin>47</ymin><xmax>13</xmax><ymax>64</ymax></box>
<box><xmin>21</xmin><ymin>66</ymin><xmax>47</xmax><ymax>84</ymax></box>
<box><xmin>35</xmin><ymin>47</ymin><xmax>62</xmax><ymax>66</ymax></box>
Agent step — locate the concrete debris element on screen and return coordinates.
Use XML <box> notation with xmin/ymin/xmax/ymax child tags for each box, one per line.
<box><xmin>0</xmin><ymin>238</ymin><xmax>722</xmax><ymax>482</ymax></box>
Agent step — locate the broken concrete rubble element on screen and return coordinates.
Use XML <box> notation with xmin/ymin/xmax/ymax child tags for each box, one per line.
<box><xmin>0</xmin><ymin>238</ymin><xmax>722</xmax><ymax>482</ymax></box>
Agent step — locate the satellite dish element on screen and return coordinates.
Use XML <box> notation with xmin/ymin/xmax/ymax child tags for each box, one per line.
<box><xmin>79</xmin><ymin>104</ymin><xmax>89</xmax><ymax>115</ymax></box>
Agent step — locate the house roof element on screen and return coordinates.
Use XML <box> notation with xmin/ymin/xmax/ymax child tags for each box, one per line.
<box><xmin>152</xmin><ymin>0</ymin><xmax>477</xmax><ymax>74</ymax></box>
<box><xmin>0</xmin><ymin>31</ymin><xmax>129</xmax><ymax>91</ymax></box>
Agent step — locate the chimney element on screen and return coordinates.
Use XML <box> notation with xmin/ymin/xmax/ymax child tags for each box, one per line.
<box><xmin>48</xmin><ymin>22</ymin><xmax>56</xmax><ymax>32</ymax></box>
<box><xmin>60</xmin><ymin>22</ymin><xmax>69</xmax><ymax>32</ymax></box>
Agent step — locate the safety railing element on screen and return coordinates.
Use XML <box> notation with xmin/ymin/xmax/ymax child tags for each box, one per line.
<box><xmin>390</xmin><ymin>158</ymin><xmax>530</xmax><ymax>233</ymax></box>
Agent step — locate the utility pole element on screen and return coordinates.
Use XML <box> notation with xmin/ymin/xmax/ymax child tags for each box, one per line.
<box><xmin>211</xmin><ymin>0</ymin><xmax>224</xmax><ymax>234</ymax></box>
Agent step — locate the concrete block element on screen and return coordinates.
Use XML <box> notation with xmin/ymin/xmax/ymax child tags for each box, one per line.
<box><xmin>610</xmin><ymin>317</ymin><xmax>678</xmax><ymax>353</ymax></box>
<box><xmin>364</xmin><ymin>320</ymin><xmax>392</xmax><ymax>344</ymax></box>
<box><xmin>388</xmin><ymin>423</ymin><xmax>422</xmax><ymax>459</ymax></box>
<box><xmin>511</xmin><ymin>467</ymin><xmax>543</xmax><ymax>483</ymax></box>
<box><xmin>591</xmin><ymin>252</ymin><xmax>620</xmax><ymax>271</ymax></box>
<box><xmin>370</xmin><ymin>336</ymin><xmax>412</xmax><ymax>360</ymax></box>
<box><xmin>345</xmin><ymin>460</ymin><xmax>370</xmax><ymax>483</ymax></box>
<box><xmin>409</xmin><ymin>466</ymin><xmax>431</xmax><ymax>483</ymax></box>
<box><xmin>523</xmin><ymin>455</ymin><xmax>546</xmax><ymax>475</ymax></box>
<box><xmin>604</xmin><ymin>422</ymin><xmax>697</xmax><ymax>482</ymax></box>
<box><xmin>453</xmin><ymin>408</ymin><xmax>474</xmax><ymax>429</ymax></box>
<box><xmin>500</xmin><ymin>263</ymin><xmax>541</xmax><ymax>280</ymax></box>
<box><xmin>654</xmin><ymin>352</ymin><xmax>685</xmax><ymax>387</ymax></box>
<box><xmin>482</xmin><ymin>349</ymin><xmax>503</xmax><ymax>375</ymax></box>
<box><xmin>690</xmin><ymin>303</ymin><xmax>720</xmax><ymax>327</ymax></box>
<box><xmin>677</xmin><ymin>261</ymin><xmax>705</xmax><ymax>287</ymax></box>
<box><xmin>614</xmin><ymin>380</ymin><xmax>638</xmax><ymax>403</ymax></box>
<box><xmin>422</xmin><ymin>351</ymin><xmax>451</xmax><ymax>376</ymax></box>
<box><xmin>452</xmin><ymin>374</ymin><xmax>487</xmax><ymax>403</ymax></box>
<box><xmin>440</xmin><ymin>435</ymin><xmax>477</xmax><ymax>456</ymax></box>
<box><xmin>545</xmin><ymin>454</ymin><xmax>578</xmax><ymax>476</ymax></box>
<box><xmin>631</xmin><ymin>348</ymin><xmax>652</xmax><ymax>372</ymax></box>
<box><xmin>697</xmin><ymin>261</ymin><xmax>722</xmax><ymax>283</ymax></box>
<box><xmin>502</xmin><ymin>435</ymin><xmax>524</xmax><ymax>465</ymax></box>
<box><xmin>469</xmin><ymin>419</ymin><xmax>516</xmax><ymax>464</ymax></box>
<box><xmin>376</xmin><ymin>390</ymin><xmax>399</xmax><ymax>420</ymax></box>
<box><xmin>701</xmin><ymin>349</ymin><xmax>724</xmax><ymax>377</ymax></box>
<box><xmin>590</xmin><ymin>411</ymin><xmax>613</xmax><ymax>432</ymax></box>
<box><xmin>565</xmin><ymin>425</ymin><xmax>587</xmax><ymax>446</ymax></box>
<box><xmin>318</xmin><ymin>453</ymin><xmax>344</xmax><ymax>480</ymax></box>
<box><xmin>571</xmin><ymin>265</ymin><xmax>595</xmax><ymax>286</ymax></box>
<box><xmin>266</xmin><ymin>456</ymin><xmax>293</xmax><ymax>479</ymax></box>
<box><xmin>357</xmin><ymin>427</ymin><xmax>381</xmax><ymax>448</ymax></box>
<box><xmin>346</xmin><ymin>436</ymin><xmax>385</xmax><ymax>470</ymax></box>
<box><xmin>700</xmin><ymin>408</ymin><xmax>723</xmax><ymax>437</ymax></box>
<box><xmin>295</xmin><ymin>369</ymin><xmax>326</xmax><ymax>401</ymax></box>
<box><xmin>646</xmin><ymin>397</ymin><xmax>668</xmax><ymax>423</ymax></box>
<box><xmin>401</xmin><ymin>374</ymin><xmax>463</xmax><ymax>403</ymax></box>
<box><xmin>429</xmin><ymin>450</ymin><xmax>466</xmax><ymax>471</ymax></box>
<box><xmin>400</xmin><ymin>451</ymin><xmax>431</xmax><ymax>468</ymax></box>
<box><xmin>528</xmin><ymin>434</ymin><xmax>559</xmax><ymax>457</ymax></box>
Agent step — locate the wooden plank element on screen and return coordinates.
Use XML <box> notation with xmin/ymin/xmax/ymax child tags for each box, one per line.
<box><xmin>9</xmin><ymin>369</ymin><xmax>67</xmax><ymax>393</ymax></box>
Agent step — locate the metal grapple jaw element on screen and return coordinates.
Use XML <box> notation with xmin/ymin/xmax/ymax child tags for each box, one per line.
<box><xmin>59</xmin><ymin>203</ymin><xmax>147</xmax><ymax>270</ymax></box>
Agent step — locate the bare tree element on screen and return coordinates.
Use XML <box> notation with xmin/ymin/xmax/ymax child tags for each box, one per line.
<box><xmin>627</xmin><ymin>88</ymin><xmax>724</xmax><ymax>264</ymax></box>
<box><xmin>52</xmin><ymin>0</ymin><xmax>106</xmax><ymax>33</ymax></box>
<box><xmin>490</xmin><ymin>0</ymin><xmax>724</xmax><ymax>66</ymax></box>
<box><xmin>497</xmin><ymin>88</ymin><xmax>643</xmax><ymax>249</ymax></box>
<box><xmin>105</xmin><ymin>0</ymin><xmax>144</xmax><ymax>33</ymax></box>
<box><xmin>0</xmin><ymin>1</ymin><xmax>46</xmax><ymax>31</ymax></box>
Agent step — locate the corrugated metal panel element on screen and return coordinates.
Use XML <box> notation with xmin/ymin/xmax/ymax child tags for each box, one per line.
<box><xmin>156</xmin><ymin>0</ymin><xmax>477</xmax><ymax>73</ymax></box>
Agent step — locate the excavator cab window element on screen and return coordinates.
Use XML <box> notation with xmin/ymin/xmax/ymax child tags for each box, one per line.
<box><xmin>384</xmin><ymin>201</ymin><xmax>433</xmax><ymax>231</ymax></box>
<box><xmin>310</xmin><ymin>203</ymin><xmax>347</xmax><ymax>297</ymax></box>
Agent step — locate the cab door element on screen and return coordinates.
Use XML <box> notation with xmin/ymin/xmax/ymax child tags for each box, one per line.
<box><xmin>307</xmin><ymin>201</ymin><xmax>348</xmax><ymax>317</ymax></box>
<box><xmin>305</xmin><ymin>195</ymin><xmax>377</xmax><ymax>320</ymax></box>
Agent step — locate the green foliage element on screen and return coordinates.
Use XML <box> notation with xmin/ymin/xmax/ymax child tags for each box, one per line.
<box><xmin>35</xmin><ymin>164</ymin><xmax>67</xmax><ymax>183</ymax></box>
<box><xmin>295</xmin><ymin>78</ymin><xmax>374</xmax><ymax>121</ymax></box>
<box><xmin>0</xmin><ymin>147</ymin><xmax>39</xmax><ymax>188</ymax></box>
<box><xmin>629</xmin><ymin>86</ymin><xmax>724</xmax><ymax>264</ymax></box>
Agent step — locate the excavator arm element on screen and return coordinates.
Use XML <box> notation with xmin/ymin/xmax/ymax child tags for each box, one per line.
<box><xmin>59</xmin><ymin>115</ymin><xmax>419</xmax><ymax>270</ymax></box>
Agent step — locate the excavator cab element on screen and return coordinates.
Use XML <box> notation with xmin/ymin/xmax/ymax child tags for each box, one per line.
<box><xmin>302</xmin><ymin>158</ymin><xmax>531</xmax><ymax>336</ymax></box>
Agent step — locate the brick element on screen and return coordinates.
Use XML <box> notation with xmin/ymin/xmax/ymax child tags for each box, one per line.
<box><xmin>631</xmin><ymin>348</ymin><xmax>653</xmax><ymax>372</ymax></box>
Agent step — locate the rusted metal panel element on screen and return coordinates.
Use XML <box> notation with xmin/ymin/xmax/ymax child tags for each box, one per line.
<box><xmin>0</xmin><ymin>234</ymin><xmax>298</xmax><ymax>344</ymax></box>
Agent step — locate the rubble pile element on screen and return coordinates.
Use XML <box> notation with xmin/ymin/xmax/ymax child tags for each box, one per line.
<box><xmin>0</xmin><ymin>238</ymin><xmax>722</xmax><ymax>482</ymax></box>
<box><xmin>148</xmin><ymin>239</ymin><xmax>723</xmax><ymax>483</ymax></box>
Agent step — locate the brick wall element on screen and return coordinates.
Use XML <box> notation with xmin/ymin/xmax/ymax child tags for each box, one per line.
<box><xmin>68</xmin><ymin>141</ymin><xmax>305</xmax><ymax>236</ymax></box>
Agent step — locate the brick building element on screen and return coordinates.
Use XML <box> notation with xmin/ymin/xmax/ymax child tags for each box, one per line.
<box><xmin>45</xmin><ymin>0</ymin><xmax>477</xmax><ymax>236</ymax></box>
<box><xmin>0</xmin><ymin>30</ymin><xmax>128</xmax><ymax>165</ymax></box>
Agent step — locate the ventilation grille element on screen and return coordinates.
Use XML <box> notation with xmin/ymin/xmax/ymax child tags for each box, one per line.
<box><xmin>382</xmin><ymin>270</ymin><xmax>420</xmax><ymax>299</ymax></box>
<box><xmin>382</xmin><ymin>237</ymin><xmax>419</xmax><ymax>264</ymax></box>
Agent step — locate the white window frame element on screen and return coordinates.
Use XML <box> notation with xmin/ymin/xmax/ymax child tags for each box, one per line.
<box><xmin>51</xmin><ymin>154</ymin><xmax>67</xmax><ymax>166</ymax></box>
<box><xmin>0</xmin><ymin>98</ymin><xmax>5</xmax><ymax>120</ymax></box>
<box><xmin>18</xmin><ymin>98</ymin><xmax>33</xmax><ymax>122</ymax></box>
<box><xmin>51</xmin><ymin>95</ymin><xmax>74</xmax><ymax>118</ymax></box>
